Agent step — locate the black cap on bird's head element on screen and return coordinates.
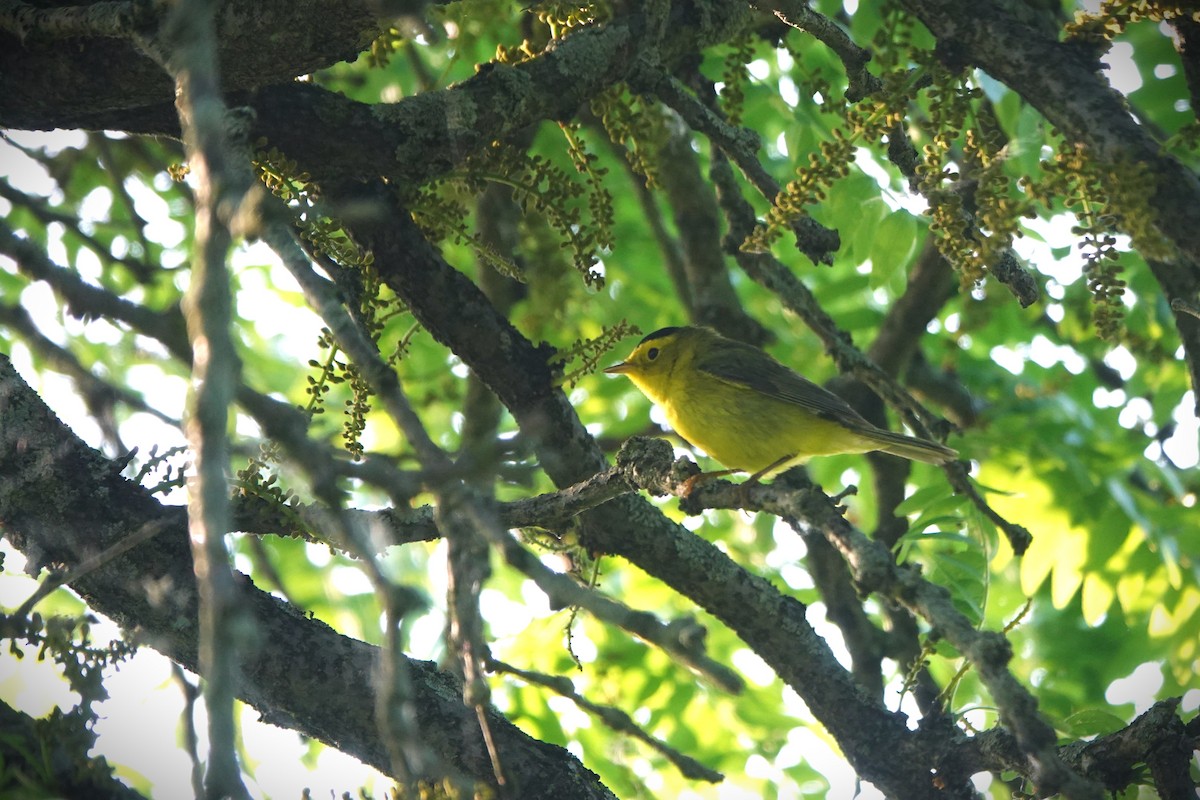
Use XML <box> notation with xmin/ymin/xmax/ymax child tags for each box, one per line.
<box><xmin>637</xmin><ymin>326</ymin><xmax>681</xmax><ymax>344</ymax></box>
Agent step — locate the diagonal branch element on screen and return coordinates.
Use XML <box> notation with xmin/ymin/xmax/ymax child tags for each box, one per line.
<box><xmin>489</xmin><ymin>658</ymin><xmax>723</xmax><ymax>783</ymax></box>
<box><xmin>0</xmin><ymin>352</ymin><xmax>618</xmax><ymax>800</ymax></box>
<box><xmin>649</xmin><ymin>109</ymin><xmax>771</xmax><ymax>343</ymax></box>
<box><xmin>709</xmin><ymin>148</ymin><xmax>1033</xmax><ymax>555</ymax></box>
<box><xmin>898</xmin><ymin>0</ymin><xmax>1200</xmax><ymax>263</ymax></box>
<box><xmin>633</xmin><ymin>456</ymin><xmax>1102</xmax><ymax>800</ymax></box>
<box><xmin>749</xmin><ymin>0</ymin><xmax>877</xmax><ymax>101</ymax></box>
<box><xmin>633</xmin><ymin>65</ymin><xmax>841</xmax><ymax>265</ymax></box>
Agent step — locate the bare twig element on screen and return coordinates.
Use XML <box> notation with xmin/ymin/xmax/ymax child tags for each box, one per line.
<box><xmin>0</xmin><ymin>217</ymin><xmax>187</xmax><ymax>351</ymax></box>
<box><xmin>155</xmin><ymin>0</ymin><xmax>251</xmax><ymax>793</ymax></box>
<box><xmin>252</xmin><ymin>208</ymin><xmax>445</xmax><ymax>783</ymax></box>
<box><xmin>492</xmin><ymin>521</ymin><xmax>745</xmax><ymax>694</ymax></box>
<box><xmin>0</xmin><ymin>302</ymin><xmax>179</xmax><ymax>443</ymax></box>
<box><xmin>440</xmin><ymin>491</ymin><xmax>506</xmax><ymax>789</ymax></box>
<box><xmin>490</xmin><ymin>658</ymin><xmax>724</xmax><ymax>783</ymax></box>
<box><xmin>13</xmin><ymin>517</ymin><xmax>173</xmax><ymax>621</ymax></box>
<box><xmin>631</xmin><ymin>65</ymin><xmax>841</xmax><ymax>265</ymax></box>
<box><xmin>0</xmin><ymin>179</ymin><xmax>158</xmax><ymax>283</ymax></box>
<box><xmin>750</xmin><ymin>0</ymin><xmax>879</xmax><ymax>101</ymax></box>
<box><xmin>259</xmin><ymin>207</ymin><xmax>451</xmax><ymax>474</ymax></box>
<box><xmin>170</xmin><ymin>663</ymin><xmax>207</xmax><ymax>800</ymax></box>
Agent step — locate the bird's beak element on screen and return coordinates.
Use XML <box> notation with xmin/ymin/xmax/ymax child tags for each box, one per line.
<box><xmin>604</xmin><ymin>361</ymin><xmax>633</xmax><ymax>375</ymax></box>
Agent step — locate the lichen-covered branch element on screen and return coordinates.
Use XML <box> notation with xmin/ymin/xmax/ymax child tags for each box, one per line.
<box><xmin>0</xmin><ymin>353</ymin><xmax>617</xmax><ymax>800</ymax></box>
<box><xmin>619</xmin><ymin>451</ymin><xmax>1100</xmax><ymax>800</ymax></box>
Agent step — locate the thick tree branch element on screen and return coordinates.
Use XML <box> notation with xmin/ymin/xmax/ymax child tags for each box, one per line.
<box><xmin>652</xmin><ymin>110</ymin><xmax>772</xmax><ymax>344</ymax></box>
<box><xmin>0</xmin><ymin>0</ymin><xmax>158</xmax><ymax>39</ymax></box>
<box><xmin>0</xmin><ymin>353</ymin><xmax>617</xmax><ymax>800</ymax></box>
<box><xmin>899</xmin><ymin>0</ymin><xmax>1200</xmax><ymax>263</ymax></box>
<box><xmin>626</xmin><ymin>447</ymin><xmax>1102</xmax><ymax>799</ymax></box>
<box><xmin>1058</xmin><ymin>698</ymin><xmax>1196</xmax><ymax>800</ymax></box>
<box><xmin>2</xmin><ymin>3</ymin><xmax>755</xmax><ymax>205</ymax></box>
<box><xmin>0</xmin><ymin>0</ymin><xmax>383</xmax><ymax>130</ymax></box>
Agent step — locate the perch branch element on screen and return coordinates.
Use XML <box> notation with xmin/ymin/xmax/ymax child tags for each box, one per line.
<box><xmin>619</xmin><ymin>445</ymin><xmax>1100</xmax><ymax>800</ymax></box>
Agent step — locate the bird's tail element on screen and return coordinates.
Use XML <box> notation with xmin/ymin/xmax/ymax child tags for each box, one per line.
<box><xmin>864</xmin><ymin>429</ymin><xmax>958</xmax><ymax>465</ymax></box>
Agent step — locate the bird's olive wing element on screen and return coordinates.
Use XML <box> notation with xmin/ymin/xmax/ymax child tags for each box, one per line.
<box><xmin>695</xmin><ymin>342</ymin><xmax>873</xmax><ymax>428</ymax></box>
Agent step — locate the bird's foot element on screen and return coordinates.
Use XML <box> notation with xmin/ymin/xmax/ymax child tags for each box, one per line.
<box><xmin>680</xmin><ymin>468</ymin><xmax>737</xmax><ymax>498</ymax></box>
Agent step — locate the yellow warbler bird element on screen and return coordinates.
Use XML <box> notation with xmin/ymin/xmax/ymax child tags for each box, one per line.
<box><xmin>605</xmin><ymin>326</ymin><xmax>957</xmax><ymax>480</ymax></box>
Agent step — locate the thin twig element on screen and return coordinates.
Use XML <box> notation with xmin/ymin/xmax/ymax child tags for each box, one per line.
<box><xmin>631</xmin><ymin>65</ymin><xmax>841</xmax><ymax>265</ymax></box>
<box><xmin>492</xmin><ymin>523</ymin><xmax>745</xmax><ymax>694</ymax></box>
<box><xmin>13</xmin><ymin>517</ymin><xmax>173</xmax><ymax>621</ymax></box>
<box><xmin>750</xmin><ymin>0</ymin><xmax>879</xmax><ymax>100</ymax></box>
<box><xmin>150</xmin><ymin>0</ymin><xmax>251</xmax><ymax>794</ymax></box>
<box><xmin>170</xmin><ymin>663</ymin><xmax>207</xmax><ymax>800</ymax></box>
<box><xmin>490</xmin><ymin>658</ymin><xmax>724</xmax><ymax>783</ymax></box>
<box><xmin>256</xmin><ymin>202</ymin><xmax>493</xmax><ymax>785</ymax></box>
<box><xmin>258</xmin><ymin>206</ymin><xmax>451</xmax><ymax>473</ymax></box>
<box><xmin>441</xmin><ymin>492</ymin><xmax>506</xmax><ymax>789</ymax></box>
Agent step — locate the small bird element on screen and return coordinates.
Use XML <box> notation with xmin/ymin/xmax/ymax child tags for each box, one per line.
<box><xmin>605</xmin><ymin>326</ymin><xmax>957</xmax><ymax>482</ymax></box>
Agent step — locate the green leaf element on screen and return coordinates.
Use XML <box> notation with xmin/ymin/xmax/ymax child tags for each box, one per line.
<box><xmin>869</xmin><ymin>210</ymin><xmax>919</xmax><ymax>285</ymax></box>
<box><xmin>1058</xmin><ymin>708</ymin><xmax>1127</xmax><ymax>738</ymax></box>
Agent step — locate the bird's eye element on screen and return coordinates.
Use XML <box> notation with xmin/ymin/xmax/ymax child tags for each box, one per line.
<box><xmin>646</xmin><ymin>347</ymin><xmax>660</xmax><ymax>361</ymax></box>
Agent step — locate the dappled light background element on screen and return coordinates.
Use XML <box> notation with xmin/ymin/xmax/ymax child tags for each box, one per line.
<box><xmin>2</xmin><ymin>1</ymin><xmax>1198</xmax><ymax>798</ymax></box>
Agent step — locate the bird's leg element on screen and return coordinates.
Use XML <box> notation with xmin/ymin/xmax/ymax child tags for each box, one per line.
<box><xmin>680</xmin><ymin>468</ymin><xmax>739</xmax><ymax>497</ymax></box>
<box><xmin>744</xmin><ymin>453</ymin><xmax>796</xmax><ymax>486</ymax></box>
<box><xmin>719</xmin><ymin>453</ymin><xmax>795</xmax><ymax>508</ymax></box>
<box><xmin>680</xmin><ymin>454</ymin><xmax>798</xmax><ymax>500</ymax></box>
